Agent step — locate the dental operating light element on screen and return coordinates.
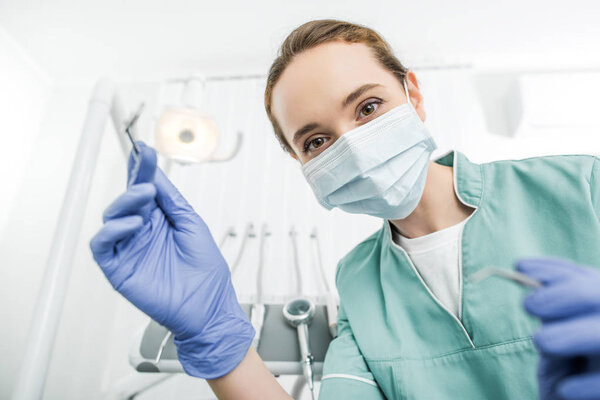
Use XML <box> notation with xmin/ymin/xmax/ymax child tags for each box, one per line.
<box><xmin>155</xmin><ymin>77</ymin><xmax>242</xmax><ymax>164</ymax></box>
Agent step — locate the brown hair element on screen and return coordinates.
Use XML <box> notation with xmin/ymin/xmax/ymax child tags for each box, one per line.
<box><xmin>264</xmin><ymin>19</ymin><xmax>409</xmax><ymax>153</ymax></box>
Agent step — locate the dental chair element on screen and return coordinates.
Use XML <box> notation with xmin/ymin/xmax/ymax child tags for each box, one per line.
<box><xmin>126</xmin><ymin>302</ymin><xmax>334</xmax><ymax>399</ymax></box>
<box><xmin>130</xmin><ymin>303</ymin><xmax>332</xmax><ymax>374</ymax></box>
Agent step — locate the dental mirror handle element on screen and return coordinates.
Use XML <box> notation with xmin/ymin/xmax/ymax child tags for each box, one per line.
<box><xmin>297</xmin><ymin>323</ymin><xmax>315</xmax><ymax>394</ymax></box>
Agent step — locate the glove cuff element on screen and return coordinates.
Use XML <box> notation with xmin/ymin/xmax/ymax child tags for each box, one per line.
<box><xmin>174</xmin><ymin>311</ymin><xmax>255</xmax><ymax>380</ymax></box>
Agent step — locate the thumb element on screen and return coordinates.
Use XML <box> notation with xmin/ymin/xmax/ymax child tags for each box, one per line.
<box><xmin>153</xmin><ymin>166</ymin><xmax>204</xmax><ymax>231</ymax></box>
<box><xmin>128</xmin><ymin>141</ymin><xmax>157</xmax><ymax>187</ymax></box>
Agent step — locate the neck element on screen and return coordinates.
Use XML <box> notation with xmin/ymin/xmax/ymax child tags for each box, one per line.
<box><xmin>389</xmin><ymin>161</ymin><xmax>474</xmax><ymax>239</ymax></box>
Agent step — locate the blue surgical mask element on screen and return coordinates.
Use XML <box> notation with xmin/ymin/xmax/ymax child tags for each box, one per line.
<box><xmin>301</xmin><ymin>80</ymin><xmax>437</xmax><ymax>220</ymax></box>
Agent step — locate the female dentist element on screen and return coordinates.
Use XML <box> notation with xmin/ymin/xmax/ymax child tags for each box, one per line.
<box><xmin>90</xmin><ymin>19</ymin><xmax>600</xmax><ymax>400</ymax></box>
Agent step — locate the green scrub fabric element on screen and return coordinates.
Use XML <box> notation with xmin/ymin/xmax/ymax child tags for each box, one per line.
<box><xmin>318</xmin><ymin>150</ymin><xmax>600</xmax><ymax>399</ymax></box>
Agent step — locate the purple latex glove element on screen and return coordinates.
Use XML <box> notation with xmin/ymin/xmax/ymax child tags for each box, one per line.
<box><xmin>90</xmin><ymin>141</ymin><xmax>254</xmax><ymax>379</ymax></box>
<box><xmin>517</xmin><ymin>257</ymin><xmax>600</xmax><ymax>400</ymax></box>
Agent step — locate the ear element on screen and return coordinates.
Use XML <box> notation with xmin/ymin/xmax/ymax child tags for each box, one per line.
<box><xmin>406</xmin><ymin>71</ymin><xmax>426</xmax><ymax>122</ymax></box>
<box><xmin>288</xmin><ymin>151</ymin><xmax>298</xmax><ymax>161</ymax></box>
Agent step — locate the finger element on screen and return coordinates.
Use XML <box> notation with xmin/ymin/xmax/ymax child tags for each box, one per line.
<box><xmin>535</xmin><ymin>315</ymin><xmax>600</xmax><ymax>356</ymax></box>
<box><xmin>524</xmin><ymin>278</ymin><xmax>600</xmax><ymax>320</ymax></box>
<box><xmin>153</xmin><ymin>166</ymin><xmax>203</xmax><ymax>231</ymax></box>
<box><xmin>128</xmin><ymin>141</ymin><xmax>157</xmax><ymax>186</ymax></box>
<box><xmin>102</xmin><ymin>183</ymin><xmax>156</xmax><ymax>223</ymax></box>
<box><xmin>537</xmin><ymin>356</ymin><xmax>583</xmax><ymax>400</ymax></box>
<box><xmin>516</xmin><ymin>257</ymin><xmax>589</xmax><ymax>284</ymax></box>
<box><xmin>90</xmin><ymin>215</ymin><xmax>144</xmax><ymax>266</ymax></box>
<box><xmin>558</xmin><ymin>372</ymin><xmax>600</xmax><ymax>400</ymax></box>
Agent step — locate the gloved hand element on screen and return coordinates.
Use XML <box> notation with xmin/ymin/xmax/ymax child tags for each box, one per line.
<box><xmin>517</xmin><ymin>257</ymin><xmax>600</xmax><ymax>400</ymax></box>
<box><xmin>90</xmin><ymin>141</ymin><xmax>254</xmax><ymax>379</ymax></box>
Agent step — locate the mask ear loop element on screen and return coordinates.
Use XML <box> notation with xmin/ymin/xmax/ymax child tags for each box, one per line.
<box><xmin>403</xmin><ymin>78</ymin><xmax>412</xmax><ymax>106</ymax></box>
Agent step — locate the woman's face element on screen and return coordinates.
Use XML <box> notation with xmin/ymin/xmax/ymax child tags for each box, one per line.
<box><xmin>271</xmin><ymin>41</ymin><xmax>426</xmax><ymax>164</ymax></box>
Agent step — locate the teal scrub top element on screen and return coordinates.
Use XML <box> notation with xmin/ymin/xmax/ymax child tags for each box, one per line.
<box><xmin>318</xmin><ymin>150</ymin><xmax>600</xmax><ymax>399</ymax></box>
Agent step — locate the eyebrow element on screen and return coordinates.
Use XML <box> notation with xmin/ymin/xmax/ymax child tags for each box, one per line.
<box><xmin>342</xmin><ymin>83</ymin><xmax>382</xmax><ymax>108</ymax></box>
<box><xmin>292</xmin><ymin>122</ymin><xmax>320</xmax><ymax>146</ymax></box>
<box><xmin>292</xmin><ymin>83</ymin><xmax>383</xmax><ymax>146</ymax></box>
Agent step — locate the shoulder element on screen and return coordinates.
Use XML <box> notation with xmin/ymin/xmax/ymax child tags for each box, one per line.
<box><xmin>483</xmin><ymin>154</ymin><xmax>598</xmax><ymax>174</ymax></box>
<box><xmin>335</xmin><ymin>228</ymin><xmax>383</xmax><ymax>288</ymax></box>
<box><xmin>481</xmin><ymin>154</ymin><xmax>599</xmax><ymax>187</ymax></box>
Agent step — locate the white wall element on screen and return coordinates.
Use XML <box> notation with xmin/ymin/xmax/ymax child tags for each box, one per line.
<box><xmin>0</xmin><ymin>25</ymin><xmax>53</xmax><ymax>399</ymax></box>
<box><xmin>0</xmin><ymin>26</ymin><xmax>52</xmax><ymax>229</ymax></box>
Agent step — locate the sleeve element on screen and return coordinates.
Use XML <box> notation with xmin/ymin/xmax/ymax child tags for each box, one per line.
<box><xmin>318</xmin><ymin>302</ymin><xmax>387</xmax><ymax>399</ymax></box>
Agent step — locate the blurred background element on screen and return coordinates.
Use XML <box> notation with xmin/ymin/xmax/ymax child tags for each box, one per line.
<box><xmin>1</xmin><ymin>0</ymin><xmax>600</xmax><ymax>399</ymax></box>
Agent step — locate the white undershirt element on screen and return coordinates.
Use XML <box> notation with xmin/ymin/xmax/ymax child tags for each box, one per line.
<box><xmin>389</xmin><ymin>219</ymin><xmax>467</xmax><ymax>319</ymax></box>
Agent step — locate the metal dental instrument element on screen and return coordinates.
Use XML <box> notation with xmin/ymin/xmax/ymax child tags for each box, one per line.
<box><xmin>124</xmin><ymin>102</ymin><xmax>145</xmax><ymax>156</ymax></box>
<box><xmin>469</xmin><ymin>267</ymin><xmax>542</xmax><ymax>288</ymax></box>
<box><xmin>124</xmin><ymin>103</ymin><xmax>145</xmax><ymax>187</ymax></box>
<box><xmin>283</xmin><ymin>298</ymin><xmax>316</xmax><ymax>400</ymax></box>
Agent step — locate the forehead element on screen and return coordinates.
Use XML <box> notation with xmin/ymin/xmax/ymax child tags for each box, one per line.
<box><xmin>271</xmin><ymin>41</ymin><xmax>397</xmax><ymax>143</ymax></box>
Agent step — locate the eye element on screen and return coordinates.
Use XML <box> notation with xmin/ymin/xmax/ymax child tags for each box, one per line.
<box><xmin>303</xmin><ymin>136</ymin><xmax>329</xmax><ymax>154</ymax></box>
<box><xmin>358</xmin><ymin>99</ymin><xmax>382</xmax><ymax>119</ymax></box>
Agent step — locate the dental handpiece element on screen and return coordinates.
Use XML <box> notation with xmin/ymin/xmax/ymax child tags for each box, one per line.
<box><xmin>310</xmin><ymin>227</ymin><xmax>338</xmax><ymax>338</ymax></box>
<box><xmin>283</xmin><ymin>298</ymin><xmax>316</xmax><ymax>400</ymax></box>
<box><xmin>297</xmin><ymin>323</ymin><xmax>315</xmax><ymax>399</ymax></box>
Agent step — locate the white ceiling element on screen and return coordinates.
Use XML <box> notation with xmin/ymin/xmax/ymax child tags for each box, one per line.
<box><xmin>2</xmin><ymin>0</ymin><xmax>600</xmax><ymax>84</ymax></box>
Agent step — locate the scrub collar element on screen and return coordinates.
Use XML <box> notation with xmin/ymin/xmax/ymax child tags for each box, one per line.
<box><xmin>383</xmin><ymin>150</ymin><xmax>484</xmax><ymax>244</ymax></box>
